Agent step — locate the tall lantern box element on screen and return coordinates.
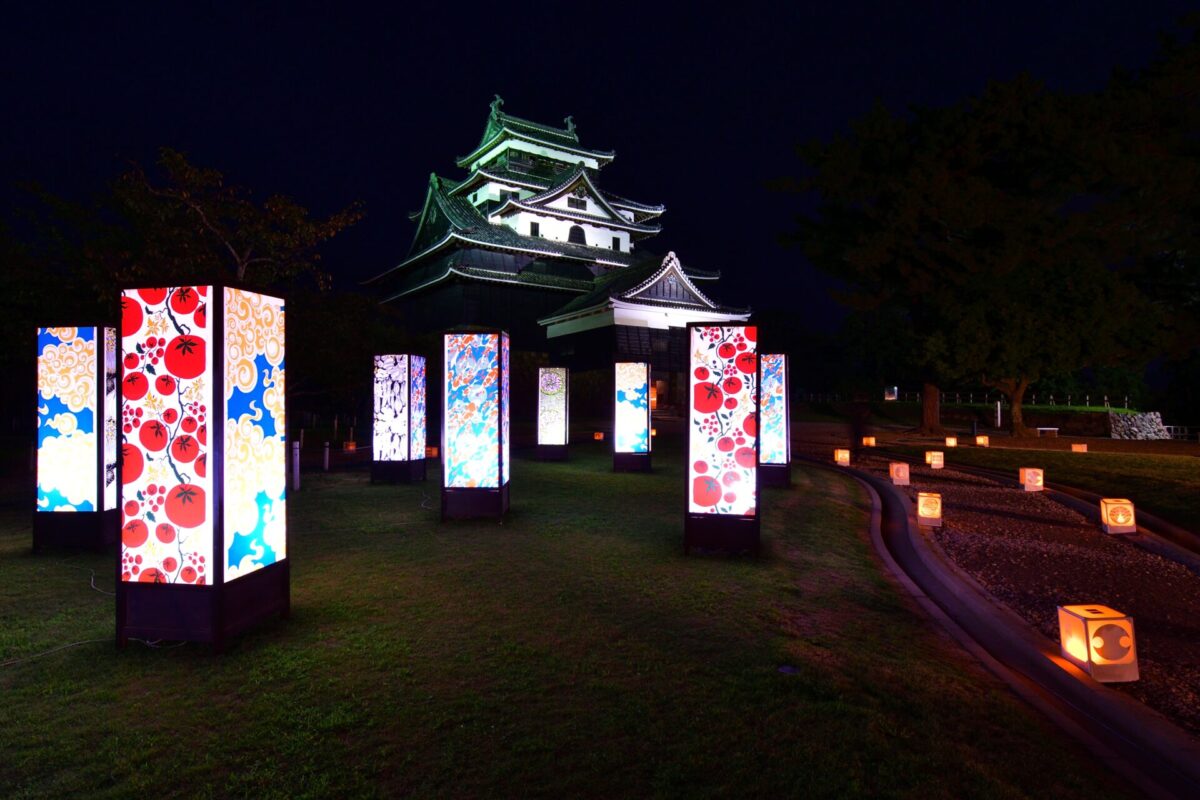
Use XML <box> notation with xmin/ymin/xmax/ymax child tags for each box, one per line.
<box><xmin>613</xmin><ymin>361</ymin><xmax>651</xmax><ymax>472</ymax></box>
<box><xmin>371</xmin><ymin>354</ymin><xmax>427</xmax><ymax>483</ymax></box>
<box><xmin>759</xmin><ymin>353</ymin><xmax>790</xmax><ymax>487</ymax></box>
<box><xmin>536</xmin><ymin>367</ymin><xmax>569</xmax><ymax>461</ymax></box>
<box><xmin>34</xmin><ymin>326</ymin><xmax>119</xmax><ymax>550</ymax></box>
<box><xmin>116</xmin><ymin>287</ymin><xmax>288</xmax><ymax>650</ymax></box>
<box><xmin>442</xmin><ymin>331</ymin><xmax>510</xmax><ymax>519</ymax></box>
<box><xmin>685</xmin><ymin>324</ymin><xmax>759</xmax><ymax>555</ymax></box>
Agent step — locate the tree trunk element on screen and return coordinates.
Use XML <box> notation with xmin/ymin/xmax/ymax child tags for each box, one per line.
<box><xmin>997</xmin><ymin>377</ymin><xmax>1033</xmax><ymax>437</ymax></box>
<box><xmin>919</xmin><ymin>382</ymin><xmax>944</xmax><ymax>435</ymax></box>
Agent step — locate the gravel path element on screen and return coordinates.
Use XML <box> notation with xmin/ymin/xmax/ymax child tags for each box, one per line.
<box><xmin>798</xmin><ymin>441</ymin><xmax>1200</xmax><ymax>737</ymax></box>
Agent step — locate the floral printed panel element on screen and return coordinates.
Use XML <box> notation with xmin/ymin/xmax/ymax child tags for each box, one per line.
<box><xmin>537</xmin><ymin>367</ymin><xmax>568</xmax><ymax>446</ymax></box>
<box><xmin>37</xmin><ymin>327</ymin><xmax>97</xmax><ymax>511</ymax></box>
<box><xmin>760</xmin><ymin>354</ymin><xmax>789</xmax><ymax>465</ymax></box>
<box><xmin>223</xmin><ymin>288</ymin><xmax>286</xmax><ymax>582</ymax></box>
<box><xmin>444</xmin><ymin>333</ymin><xmax>500</xmax><ymax>489</ymax></box>
<box><xmin>103</xmin><ymin>327</ymin><xmax>118</xmax><ymax>510</ymax></box>
<box><xmin>120</xmin><ymin>287</ymin><xmax>212</xmax><ymax>584</ymax></box>
<box><xmin>373</xmin><ymin>355</ymin><xmax>410</xmax><ymax>461</ymax></box>
<box><xmin>614</xmin><ymin>362</ymin><xmax>650</xmax><ymax>454</ymax></box>
<box><xmin>411</xmin><ymin>355</ymin><xmax>427</xmax><ymax>459</ymax></box>
<box><xmin>688</xmin><ymin>326</ymin><xmax>758</xmax><ymax>516</ymax></box>
<box><xmin>501</xmin><ymin>333</ymin><xmax>510</xmax><ymax>484</ymax></box>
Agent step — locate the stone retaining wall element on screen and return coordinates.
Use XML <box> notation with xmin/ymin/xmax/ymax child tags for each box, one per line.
<box><xmin>1108</xmin><ymin>411</ymin><xmax>1171</xmax><ymax>440</ymax></box>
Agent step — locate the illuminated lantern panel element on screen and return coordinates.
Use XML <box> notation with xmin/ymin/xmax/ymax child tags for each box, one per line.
<box><xmin>1072</xmin><ymin>443</ymin><xmax>1088</xmax><ymax>453</ymax></box>
<box><xmin>1020</xmin><ymin>467</ymin><xmax>1044</xmax><ymax>492</ymax></box>
<box><xmin>884</xmin><ymin>386</ymin><xmax>898</xmax><ymax>401</ymax></box>
<box><xmin>1100</xmin><ymin>499</ymin><xmax>1136</xmax><ymax>534</ymax></box>
<box><xmin>536</xmin><ymin>367</ymin><xmax>569</xmax><ymax>460</ymax></box>
<box><xmin>371</xmin><ymin>354</ymin><xmax>427</xmax><ymax>482</ymax></box>
<box><xmin>686</xmin><ymin>324</ymin><xmax>759</xmax><ymax>555</ymax></box>
<box><xmin>927</xmin><ymin>451</ymin><xmax>944</xmax><ymax>469</ymax></box>
<box><xmin>614</xmin><ymin>361</ymin><xmax>651</xmax><ymax>472</ymax></box>
<box><xmin>34</xmin><ymin>326</ymin><xmax>119</xmax><ymax>549</ymax></box>
<box><xmin>593</xmin><ymin>431</ymin><xmax>605</xmax><ymax>441</ymax></box>
<box><xmin>889</xmin><ymin>462</ymin><xmax>910</xmax><ymax>486</ymax></box>
<box><xmin>117</xmin><ymin>287</ymin><xmax>288</xmax><ymax>649</ymax></box>
<box><xmin>834</xmin><ymin>448</ymin><xmax>850</xmax><ymax>466</ymax></box>
<box><xmin>758</xmin><ymin>353</ymin><xmax>790</xmax><ymax>486</ymax></box>
<box><xmin>442</xmin><ymin>331</ymin><xmax>510</xmax><ymax>518</ymax></box>
<box><xmin>917</xmin><ymin>492</ymin><xmax>942</xmax><ymax>527</ymax></box>
<box><xmin>945</xmin><ymin>436</ymin><xmax>958</xmax><ymax>448</ymax></box>
<box><xmin>975</xmin><ymin>435</ymin><xmax>989</xmax><ymax>447</ymax></box>
<box><xmin>862</xmin><ymin>436</ymin><xmax>876</xmax><ymax>447</ymax></box>
<box><xmin>1057</xmin><ymin>605</ymin><xmax>1139</xmax><ymax>682</ymax></box>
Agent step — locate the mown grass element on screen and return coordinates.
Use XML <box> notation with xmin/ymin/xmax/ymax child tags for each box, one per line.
<box><xmin>890</xmin><ymin>444</ymin><xmax>1200</xmax><ymax>532</ymax></box>
<box><xmin>1</xmin><ymin>439</ymin><xmax>1129</xmax><ymax>798</ymax></box>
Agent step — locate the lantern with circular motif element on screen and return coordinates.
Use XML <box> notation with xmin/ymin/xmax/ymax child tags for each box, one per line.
<box><xmin>917</xmin><ymin>492</ymin><xmax>942</xmax><ymax>527</ymax></box>
<box><xmin>1020</xmin><ymin>467</ymin><xmax>1044</xmax><ymax>492</ymax></box>
<box><xmin>926</xmin><ymin>451</ymin><xmax>944</xmax><ymax>469</ymax></box>
<box><xmin>834</xmin><ymin>448</ymin><xmax>850</xmax><ymax>466</ymax></box>
<box><xmin>1057</xmin><ymin>605</ymin><xmax>1138</xmax><ymax>682</ymax></box>
<box><xmin>1099</xmin><ymin>499</ymin><xmax>1136</xmax><ymax>534</ymax></box>
<box><xmin>889</xmin><ymin>462</ymin><xmax>909</xmax><ymax>486</ymax></box>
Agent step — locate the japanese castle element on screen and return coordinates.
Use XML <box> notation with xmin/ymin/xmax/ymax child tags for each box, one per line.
<box><xmin>365</xmin><ymin>96</ymin><xmax>749</xmax><ymax>372</ymax></box>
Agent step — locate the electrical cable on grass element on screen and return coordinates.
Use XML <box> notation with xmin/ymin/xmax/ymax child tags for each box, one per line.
<box><xmin>2</xmin><ymin>636</ymin><xmax>188</xmax><ymax>667</ymax></box>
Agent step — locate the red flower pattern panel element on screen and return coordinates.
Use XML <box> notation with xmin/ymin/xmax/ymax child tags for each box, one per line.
<box><xmin>689</xmin><ymin>326</ymin><xmax>757</xmax><ymax>516</ymax></box>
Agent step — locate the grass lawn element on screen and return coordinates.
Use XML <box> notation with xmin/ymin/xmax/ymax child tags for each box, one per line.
<box><xmin>1</xmin><ymin>440</ymin><xmax>1128</xmax><ymax>798</ymax></box>
<box><xmin>889</xmin><ymin>444</ymin><xmax>1200</xmax><ymax>532</ymax></box>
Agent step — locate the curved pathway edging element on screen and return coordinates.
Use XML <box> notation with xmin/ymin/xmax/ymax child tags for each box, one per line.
<box><xmin>796</xmin><ymin>455</ymin><xmax>1200</xmax><ymax>799</ymax></box>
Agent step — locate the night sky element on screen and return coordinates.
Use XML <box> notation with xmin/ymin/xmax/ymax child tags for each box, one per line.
<box><xmin>2</xmin><ymin>3</ymin><xmax>1193</xmax><ymax>322</ymax></box>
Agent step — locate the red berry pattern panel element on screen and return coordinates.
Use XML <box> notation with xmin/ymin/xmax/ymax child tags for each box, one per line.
<box><xmin>120</xmin><ymin>287</ymin><xmax>212</xmax><ymax>584</ymax></box>
<box><xmin>689</xmin><ymin>326</ymin><xmax>758</xmax><ymax>516</ymax></box>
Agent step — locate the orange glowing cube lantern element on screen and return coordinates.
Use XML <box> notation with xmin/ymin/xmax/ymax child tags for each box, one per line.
<box><xmin>593</xmin><ymin>431</ymin><xmax>605</xmax><ymax>441</ymax></box>
<box><xmin>425</xmin><ymin>446</ymin><xmax>439</xmax><ymax>458</ymax></box>
<box><xmin>975</xmin><ymin>435</ymin><xmax>989</xmax><ymax>447</ymax></box>
<box><xmin>945</xmin><ymin>436</ymin><xmax>957</xmax><ymax>448</ymax></box>
<box><xmin>1072</xmin><ymin>443</ymin><xmax>1088</xmax><ymax>453</ymax></box>
<box><xmin>834</xmin><ymin>448</ymin><xmax>850</xmax><ymax>466</ymax></box>
<box><xmin>1100</xmin><ymin>499</ymin><xmax>1136</xmax><ymax>534</ymax></box>
<box><xmin>651</xmin><ymin>428</ymin><xmax>658</xmax><ymax>438</ymax></box>
<box><xmin>1057</xmin><ymin>605</ymin><xmax>1138</xmax><ymax>682</ymax></box>
<box><xmin>889</xmin><ymin>462</ymin><xmax>909</xmax><ymax>486</ymax></box>
<box><xmin>926</xmin><ymin>451</ymin><xmax>944</xmax><ymax>469</ymax></box>
<box><xmin>1019</xmin><ymin>467</ymin><xmax>1044</xmax><ymax>492</ymax></box>
<box><xmin>917</xmin><ymin>492</ymin><xmax>942</xmax><ymax>527</ymax></box>
<box><xmin>862</xmin><ymin>436</ymin><xmax>876</xmax><ymax>447</ymax></box>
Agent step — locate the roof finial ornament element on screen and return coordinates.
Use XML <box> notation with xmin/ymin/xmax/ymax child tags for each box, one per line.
<box><xmin>564</xmin><ymin>115</ymin><xmax>575</xmax><ymax>134</ymax></box>
<box><xmin>490</xmin><ymin>94</ymin><xmax>504</xmax><ymax>117</ymax></box>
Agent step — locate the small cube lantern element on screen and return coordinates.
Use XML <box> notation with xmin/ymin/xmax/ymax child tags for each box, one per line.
<box><xmin>975</xmin><ymin>435</ymin><xmax>989</xmax><ymax>447</ymax></box>
<box><xmin>593</xmin><ymin>431</ymin><xmax>604</xmax><ymax>441</ymax></box>
<box><xmin>917</xmin><ymin>492</ymin><xmax>942</xmax><ymax>527</ymax></box>
<box><xmin>834</xmin><ymin>448</ymin><xmax>850</xmax><ymax>466</ymax></box>
<box><xmin>1100</xmin><ymin>499</ymin><xmax>1136</xmax><ymax>534</ymax></box>
<box><xmin>945</xmin><ymin>436</ymin><xmax>958</xmax><ymax>448</ymax></box>
<box><xmin>927</xmin><ymin>451</ymin><xmax>944</xmax><ymax>469</ymax></box>
<box><xmin>889</xmin><ymin>462</ymin><xmax>909</xmax><ymax>486</ymax></box>
<box><xmin>862</xmin><ymin>436</ymin><xmax>876</xmax><ymax>447</ymax></box>
<box><xmin>1057</xmin><ymin>605</ymin><xmax>1138</xmax><ymax>682</ymax></box>
<box><xmin>1020</xmin><ymin>467</ymin><xmax>1044</xmax><ymax>492</ymax></box>
<box><xmin>1072</xmin><ymin>443</ymin><xmax>1088</xmax><ymax>453</ymax></box>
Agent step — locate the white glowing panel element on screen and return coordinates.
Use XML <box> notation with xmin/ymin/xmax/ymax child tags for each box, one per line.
<box><xmin>688</xmin><ymin>326</ymin><xmax>758</xmax><ymax>515</ymax></box>
<box><xmin>443</xmin><ymin>332</ymin><xmax>506</xmax><ymax>488</ymax></box>
<box><xmin>614</xmin><ymin>362</ymin><xmax>650</xmax><ymax>454</ymax></box>
<box><xmin>373</xmin><ymin>354</ymin><xmax>426</xmax><ymax>462</ymax></box>
<box><xmin>537</xmin><ymin>367</ymin><xmax>569</xmax><ymax>446</ymax></box>
<box><xmin>222</xmin><ymin>288</ymin><xmax>286</xmax><ymax>582</ymax></box>
<box><xmin>121</xmin><ymin>288</ymin><xmax>214</xmax><ymax>583</ymax></box>
<box><xmin>37</xmin><ymin>327</ymin><xmax>108</xmax><ymax>512</ymax></box>
<box><xmin>759</xmin><ymin>353</ymin><xmax>788</xmax><ymax>465</ymax></box>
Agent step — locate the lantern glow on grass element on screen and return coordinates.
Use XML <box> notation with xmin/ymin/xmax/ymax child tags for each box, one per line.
<box><xmin>1072</xmin><ymin>443</ymin><xmax>1088</xmax><ymax>453</ymax></box>
<box><xmin>834</xmin><ymin>448</ymin><xmax>850</xmax><ymax>466</ymax></box>
<box><xmin>975</xmin><ymin>435</ymin><xmax>989</xmax><ymax>447</ymax></box>
<box><xmin>442</xmin><ymin>331</ymin><xmax>510</xmax><ymax>519</ymax></box>
<box><xmin>34</xmin><ymin>326</ymin><xmax>119</xmax><ymax>551</ymax></box>
<box><xmin>1020</xmin><ymin>467</ymin><xmax>1044</xmax><ymax>492</ymax></box>
<box><xmin>1057</xmin><ymin>605</ymin><xmax>1139</xmax><ymax>682</ymax></box>
<box><xmin>917</xmin><ymin>492</ymin><xmax>942</xmax><ymax>527</ymax></box>
<box><xmin>927</xmin><ymin>451</ymin><xmax>944</xmax><ymax>469</ymax></box>
<box><xmin>862</xmin><ymin>436</ymin><xmax>876</xmax><ymax>447</ymax></box>
<box><xmin>614</xmin><ymin>361</ymin><xmax>651</xmax><ymax>472</ymax></box>
<box><xmin>536</xmin><ymin>367</ymin><xmax>569</xmax><ymax>461</ymax></box>
<box><xmin>686</xmin><ymin>324</ymin><xmax>759</xmax><ymax>555</ymax></box>
<box><xmin>371</xmin><ymin>354</ymin><xmax>427</xmax><ymax>483</ymax></box>
<box><xmin>758</xmin><ymin>353</ymin><xmax>790</xmax><ymax>487</ymax></box>
<box><xmin>889</xmin><ymin>462</ymin><xmax>909</xmax><ymax>486</ymax></box>
<box><xmin>1100</xmin><ymin>499</ymin><xmax>1136</xmax><ymax>534</ymax></box>
<box><xmin>117</xmin><ymin>287</ymin><xmax>288</xmax><ymax>651</ymax></box>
